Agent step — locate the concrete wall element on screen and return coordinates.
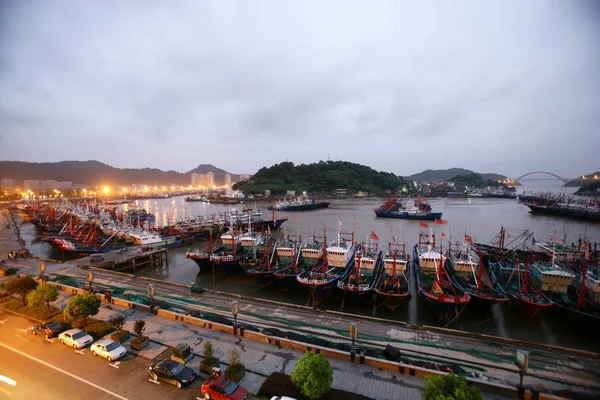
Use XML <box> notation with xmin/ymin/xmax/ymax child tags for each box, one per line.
<box><xmin>43</xmin><ymin>278</ymin><xmax>556</xmax><ymax>400</ymax></box>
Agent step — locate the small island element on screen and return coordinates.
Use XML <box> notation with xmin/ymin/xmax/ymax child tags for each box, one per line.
<box><xmin>575</xmin><ymin>180</ymin><xmax>600</xmax><ymax>195</ymax></box>
<box><xmin>232</xmin><ymin>161</ymin><xmax>407</xmax><ymax>196</ymax></box>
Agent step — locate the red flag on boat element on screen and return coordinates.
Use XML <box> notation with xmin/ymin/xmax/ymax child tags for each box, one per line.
<box><xmin>268</xmin><ymin>225</ymin><xmax>271</xmax><ymax>234</ymax></box>
<box><xmin>441</xmin><ymin>231</ymin><xmax>447</xmax><ymax>238</ymax></box>
<box><xmin>419</xmin><ymin>222</ymin><xmax>429</xmax><ymax>228</ymax></box>
<box><xmin>370</xmin><ymin>230</ymin><xmax>379</xmax><ymax>241</ymax></box>
<box><xmin>464</xmin><ymin>234</ymin><xmax>473</xmax><ymax>243</ymax></box>
<box><xmin>435</xmin><ymin>219</ymin><xmax>448</xmax><ymax>225</ymax></box>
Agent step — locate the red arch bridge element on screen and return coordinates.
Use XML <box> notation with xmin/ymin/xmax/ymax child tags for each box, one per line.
<box><xmin>500</xmin><ymin>172</ymin><xmax>570</xmax><ymax>185</ymax></box>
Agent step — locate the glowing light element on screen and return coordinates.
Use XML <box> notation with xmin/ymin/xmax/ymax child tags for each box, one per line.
<box><xmin>0</xmin><ymin>375</ymin><xmax>17</xmax><ymax>386</ymax></box>
<box><xmin>103</xmin><ymin>187</ymin><xmax>110</xmax><ymax>195</ymax></box>
<box><xmin>121</xmin><ymin>187</ymin><xmax>127</xmax><ymax>193</ymax></box>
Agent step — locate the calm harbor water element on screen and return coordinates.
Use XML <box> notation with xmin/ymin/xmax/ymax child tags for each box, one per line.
<box><xmin>18</xmin><ymin>183</ymin><xmax>600</xmax><ymax>351</ymax></box>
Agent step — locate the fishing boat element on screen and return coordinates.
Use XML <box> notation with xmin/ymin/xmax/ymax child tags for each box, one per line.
<box><xmin>186</xmin><ymin>230</ymin><xmax>225</xmax><ymax>272</ymax></box>
<box><xmin>210</xmin><ymin>229</ymin><xmax>244</xmax><ymax>274</ymax></box>
<box><xmin>245</xmin><ymin>236</ymin><xmax>278</xmax><ymax>286</ymax></box>
<box><xmin>297</xmin><ymin>220</ymin><xmax>356</xmax><ymax>305</ymax></box>
<box><xmin>445</xmin><ymin>241</ymin><xmax>510</xmax><ymax>310</ymax></box>
<box><xmin>337</xmin><ymin>240</ymin><xmax>383</xmax><ymax>306</ymax></box>
<box><xmin>374</xmin><ymin>240</ymin><xmax>411</xmax><ymax>312</ymax></box>
<box><xmin>531</xmin><ymin>244</ymin><xmax>600</xmax><ymax>330</ymax></box>
<box><xmin>489</xmin><ymin>255</ymin><xmax>553</xmax><ymax>318</ymax></box>
<box><xmin>268</xmin><ymin>196</ymin><xmax>331</xmax><ymax>212</ymax></box>
<box><xmin>413</xmin><ymin>232</ymin><xmax>470</xmax><ymax>323</ymax></box>
<box><xmin>273</xmin><ymin>235</ymin><xmax>305</xmax><ymax>289</ymax></box>
<box><xmin>374</xmin><ymin>197</ymin><xmax>442</xmax><ymax>220</ymax></box>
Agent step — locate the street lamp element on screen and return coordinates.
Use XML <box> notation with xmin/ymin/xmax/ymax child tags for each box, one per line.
<box><xmin>86</xmin><ymin>271</ymin><xmax>94</xmax><ymax>292</ymax></box>
<box><xmin>516</xmin><ymin>349</ymin><xmax>530</xmax><ymax>400</ymax></box>
<box><xmin>232</xmin><ymin>301</ymin><xmax>239</xmax><ymax>328</ymax></box>
<box><xmin>349</xmin><ymin>321</ymin><xmax>360</xmax><ymax>361</ymax></box>
<box><xmin>148</xmin><ymin>284</ymin><xmax>155</xmax><ymax>312</ymax></box>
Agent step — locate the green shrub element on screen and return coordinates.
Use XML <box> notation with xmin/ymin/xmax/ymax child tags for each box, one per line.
<box><xmin>2</xmin><ymin>299</ymin><xmax>62</xmax><ymax>321</ymax></box>
<box><xmin>202</xmin><ymin>340</ymin><xmax>217</xmax><ymax>366</ymax></box>
<box><xmin>291</xmin><ymin>351</ymin><xmax>333</xmax><ymax>400</ymax></box>
<box><xmin>424</xmin><ymin>373</ymin><xmax>483</xmax><ymax>400</ymax></box>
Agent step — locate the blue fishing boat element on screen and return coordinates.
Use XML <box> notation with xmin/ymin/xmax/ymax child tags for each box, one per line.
<box><xmin>445</xmin><ymin>241</ymin><xmax>509</xmax><ymax>310</ymax></box>
<box><xmin>374</xmin><ymin>197</ymin><xmax>442</xmax><ymax>220</ymax></box>
<box><xmin>297</xmin><ymin>220</ymin><xmax>356</xmax><ymax>306</ymax></box>
<box><xmin>413</xmin><ymin>232</ymin><xmax>470</xmax><ymax>323</ymax></box>
<box><xmin>374</xmin><ymin>241</ymin><xmax>411</xmax><ymax>312</ymax></box>
<box><xmin>245</xmin><ymin>236</ymin><xmax>278</xmax><ymax>287</ymax></box>
<box><xmin>273</xmin><ymin>236</ymin><xmax>310</xmax><ymax>289</ymax></box>
<box><xmin>337</xmin><ymin>240</ymin><xmax>383</xmax><ymax>306</ymax></box>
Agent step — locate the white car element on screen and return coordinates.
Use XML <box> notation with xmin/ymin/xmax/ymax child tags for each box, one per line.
<box><xmin>90</xmin><ymin>339</ymin><xmax>127</xmax><ymax>362</ymax></box>
<box><xmin>58</xmin><ymin>329</ymin><xmax>94</xmax><ymax>349</ymax></box>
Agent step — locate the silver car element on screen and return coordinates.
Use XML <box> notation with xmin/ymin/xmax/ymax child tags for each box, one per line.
<box><xmin>58</xmin><ymin>329</ymin><xmax>94</xmax><ymax>349</ymax></box>
<box><xmin>91</xmin><ymin>339</ymin><xmax>127</xmax><ymax>362</ymax></box>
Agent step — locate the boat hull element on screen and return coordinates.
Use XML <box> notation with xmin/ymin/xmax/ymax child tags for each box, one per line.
<box><xmin>374</xmin><ymin>210</ymin><xmax>443</xmax><ymax>220</ymax></box>
<box><xmin>268</xmin><ymin>202</ymin><xmax>330</xmax><ymax>212</ymax></box>
<box><xmin>247</xmin><ymin>270</ymin><xmax>277</xmax><ymax>286</ymax></box>
<box><xmin>374</xmin><ymin>290</ymin><xmax>411</xmax><ymax>312</ymax></box>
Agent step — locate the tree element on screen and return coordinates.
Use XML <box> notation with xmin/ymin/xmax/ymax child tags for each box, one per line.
<box><xmin>424</xmin><ymin>373</ymin><xmax>483</xmax><ymax>400</ymax></box>
<box><xmin>27</xmin><ymin>283</ymin><xmax>58</xmax><ymax>308</ymax></box>
<box><xmin>64</xmin><ymin>294</ymin><xmax>101</xmax><ymax>326</ymax></box>
<box><xmin>291</xmin><ymin>351</ymin><xmax>333</xmax><ymax>400</ymax></box>
<box><xmin>133</xmin><ymin>319</ymin><xmax>146</xmax><ymax>338</ymax></box>
<box><xmin>6</xmin><ymin>276</ymin><xmax>37</xmax><ymax>305</ymax></box>
<box><xmin>109</xmin><ymin>315</ymin><xmax>127</xmax><ymax>333</ymax></box>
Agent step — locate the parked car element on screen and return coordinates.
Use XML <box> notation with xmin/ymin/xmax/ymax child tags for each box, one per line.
<box><xmin>31</xmin><ymin>322</ymin><xmax>64</xmax><ymax>339</ymax></box>
<box><xmin>148</xmin><ymin>360</ymin><xmax>196</xmax><ymax>389</ymax></box>
<box><xmin>58</xmin><ymin>328</ymin><xmax>94</xmax><ymax>349</ymax></box>
<box><xmin>90</xmin><ymin>339</ymin><xmax>127</xmax><ymax>362</ymax></box>
<box><xmin>201</xmin><ymin>375</ymin><xmax>248</xmax><ymax>400</ymax></box>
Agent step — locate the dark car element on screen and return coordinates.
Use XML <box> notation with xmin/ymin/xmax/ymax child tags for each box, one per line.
<box><xmin>148</xmin><ymin>359</ymin><xmax>196</xmax><ymax>389</ymax></box>
<box><xmin>201</xmin><ymin>375</ymin><xmax>248</xmax><ymax>400</ymax></box>
<box><xmin>31</xmin><ymin>322</ymin><xmax>64</xmax><ymax>339</ymax></box>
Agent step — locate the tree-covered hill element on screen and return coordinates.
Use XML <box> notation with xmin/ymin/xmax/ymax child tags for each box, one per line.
<box><xmin>449</xmin><ymin>173</ymin><xmax>508</xmax><ymax>189</ymax></box>
<box><xmin>574</xmin><ymin>180</ymin><xmax>600</xmax><ymax>195</ymax></box>
<box><xmin>232</xmin><ymin>161</ymin><xmax>407</xmax><ymax>195</ymax></box>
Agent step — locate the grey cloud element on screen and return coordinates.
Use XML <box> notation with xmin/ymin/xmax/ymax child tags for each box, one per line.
<box><xmin>0</xmin><ymin>0</ymin><xmax>599</xmax><ymax>177</ymax></box>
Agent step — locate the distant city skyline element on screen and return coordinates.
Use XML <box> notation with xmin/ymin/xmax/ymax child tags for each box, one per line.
<box><xmin>1</xmin><ymin>1</ymin><xmax>598</xmax><ymax>177</ymax></box>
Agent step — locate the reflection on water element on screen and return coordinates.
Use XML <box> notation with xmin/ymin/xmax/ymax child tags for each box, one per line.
<box><xmin>17</xmin><ymin>184</ymin><xmax>600</xmax><ymax>351</ymax></box>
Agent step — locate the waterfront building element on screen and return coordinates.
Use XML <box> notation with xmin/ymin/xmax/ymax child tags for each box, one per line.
<box><xmin>191</xmin><ymin>173</ymin><xmax>200</xmax><ymax>187</ymax></box>
<box><xmin>239</xmin><ymin>174</ymin><xmax>250</xmax><ymax>181</ymax></box>
<box><xmin>224</xmin><ymin>173</ymin><xmax>232</xmax><ymax>187</ymax></box>
<box><xmin>206</xmin><ymin>172</ymin><xmax>215</xmax><ymax>188</ymax></box>
<box><xmin>0</xmin><ymin>178</ymin><xmax>16</xmax><ymax>188</ymax></box>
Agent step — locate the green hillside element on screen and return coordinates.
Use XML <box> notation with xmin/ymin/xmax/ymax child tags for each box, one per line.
<box><xmin>232</xmin><ymin>161</ymin><xmax>406</xmax><ymax>195</ymax></box>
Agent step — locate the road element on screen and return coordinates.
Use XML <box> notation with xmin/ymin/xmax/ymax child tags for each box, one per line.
<box><xmin>0</xmin><ymin>311</ymin><xmax>205</xmax><ymax>400</ymax></box>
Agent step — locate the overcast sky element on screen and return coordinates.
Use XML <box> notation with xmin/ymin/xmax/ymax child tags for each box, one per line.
<box><xmin>1</xmin><ymin>0</ymin><xmax>598</xmax><ymax>178</ymax></box>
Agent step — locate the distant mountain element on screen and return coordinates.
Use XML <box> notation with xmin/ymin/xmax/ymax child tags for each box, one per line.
<box><xmin>564</xmin><ymin>171</ymin><xmax>600</xmax><ymax>187</ymax></box>
<box><xmin>0</xmin><ymin>160</ymin><xmax>243</xmax><ymax>186</ymax></box>
<box><xmin>408</xmin><ymin>168</ymin><xmax>509</xmax><ymax>183</ymax></box>
<box><xmin>186</xmin><ymin>164</ymin><xmax>242</xmax><ymax>184</ymax></box>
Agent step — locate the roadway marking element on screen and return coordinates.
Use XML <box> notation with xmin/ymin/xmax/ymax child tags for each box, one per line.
<box><xmin>148</xmin><ymin>379</ymin><xmax>160</xmax><ymax>385</ymax></box>
<box><xmin>75</xmin><ymin>349</ymin><xmax>86</xmax><ymax>355</ymax></box>
<box><xmin>45</xmin><ymin>338</ymin><xmax>55</xmax><ymax>343</ymax></box>
<box><xmin>109</xmin><ymin>361</ymin><xmax>120</xmax><ymax>369</ymax></box>
<box><xmin>0</xmin><ymin>386</ymin><xmax>11</xmax><ymax>396</ymax></box>
<box><xmin>0</xmin><ymin>320</ymin><xmax>6</xmax><ymax>324</ymax></box>
<box><xmin>19</xmin><ymin>329</ymin><xmax>28</xmax><ymax>333</ymax></box>
<box><xmin>0</xmin><ymin>342</ymin><xmax>130</xmax><ymax>400</ymax></box>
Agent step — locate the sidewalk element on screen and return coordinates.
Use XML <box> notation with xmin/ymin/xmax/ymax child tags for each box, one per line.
<box><xmin>51</xmin><ymin>291</ymin><xmax>424</xmax><ymax>399</ymax></box>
